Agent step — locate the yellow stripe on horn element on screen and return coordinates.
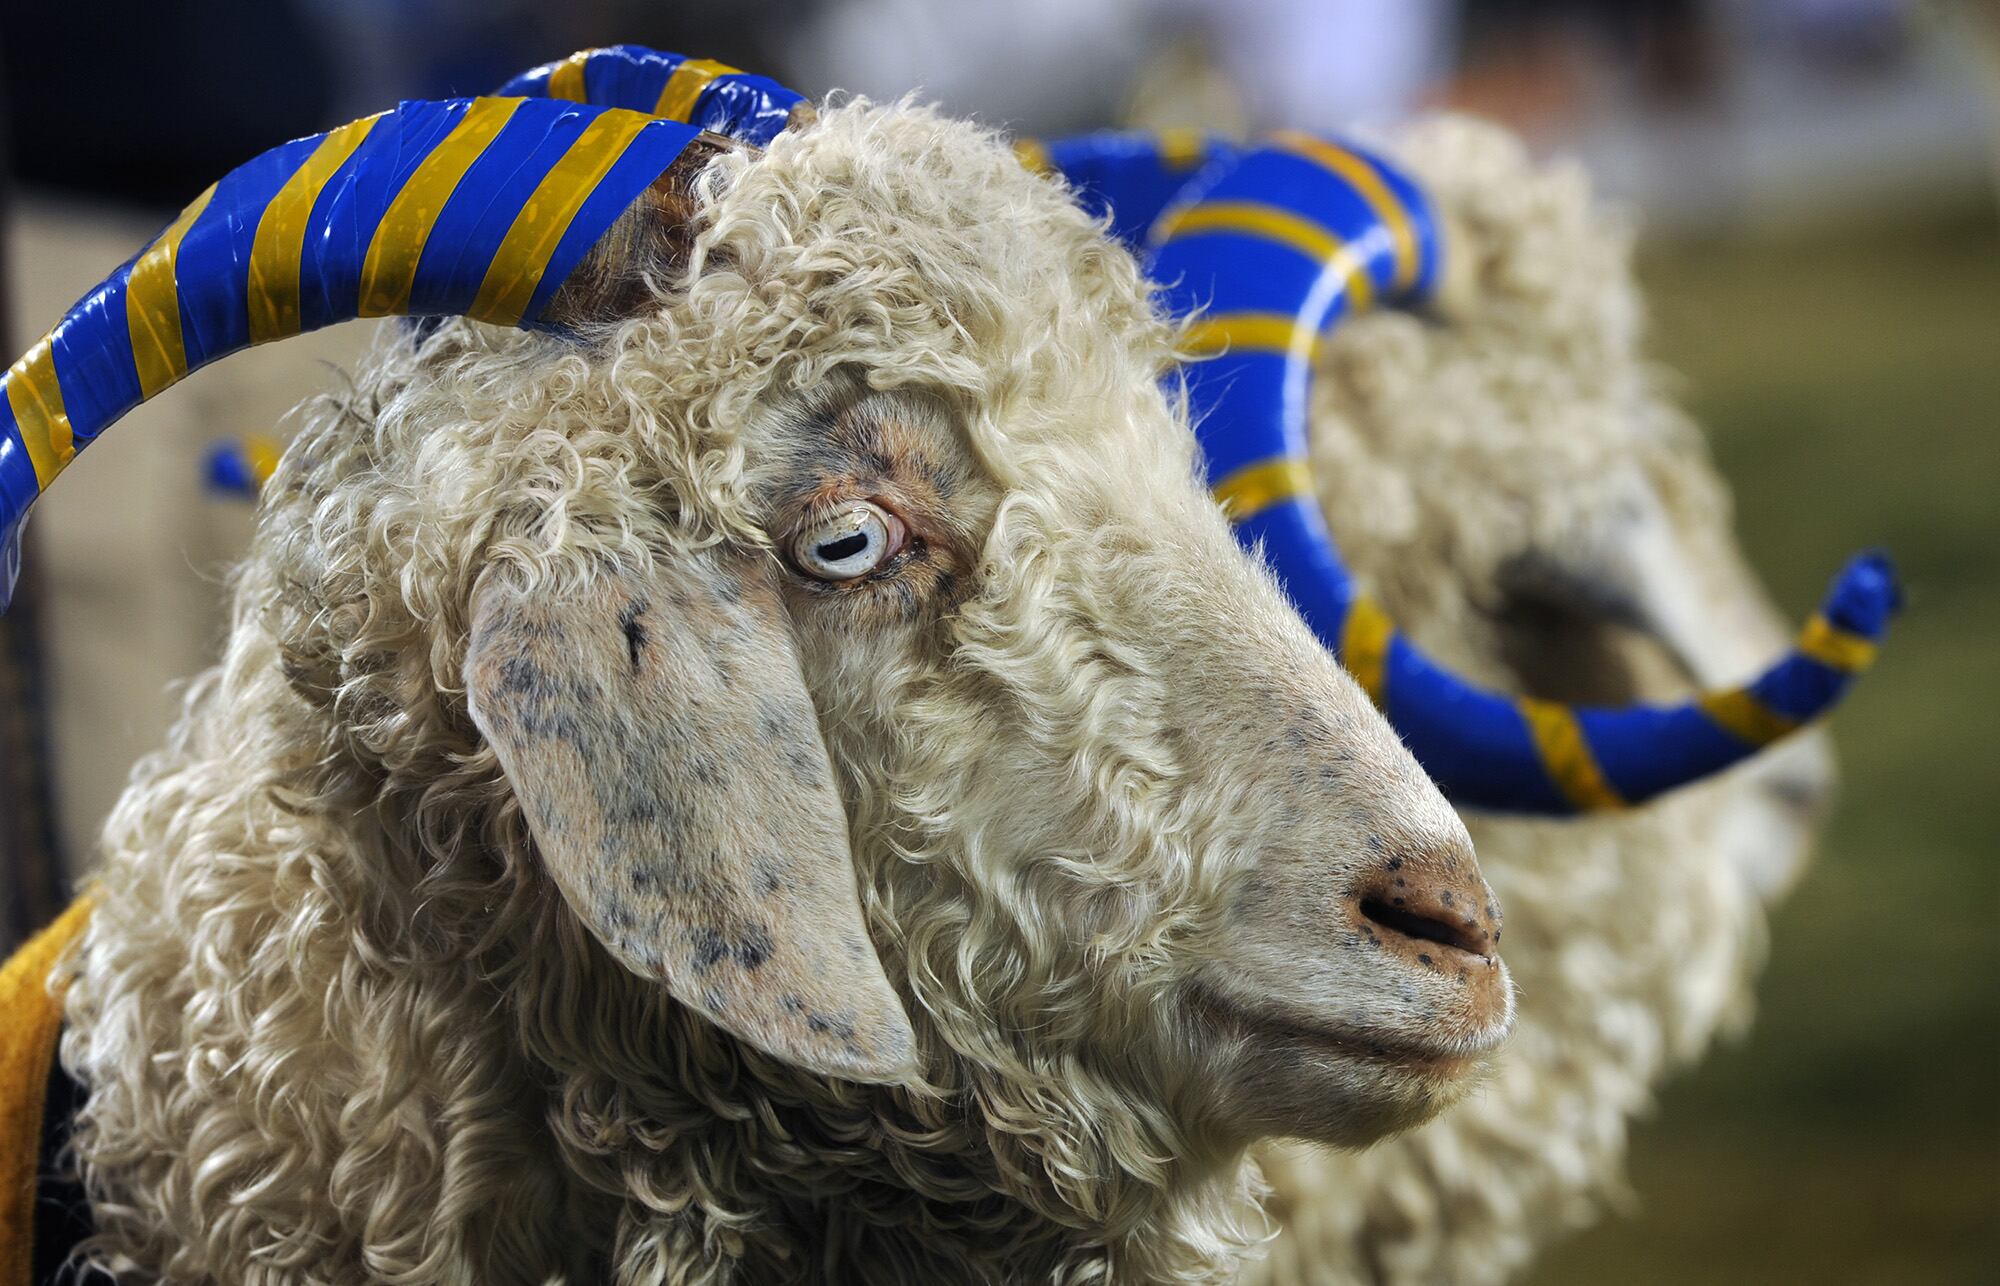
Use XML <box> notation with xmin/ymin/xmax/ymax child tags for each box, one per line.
<box><xmin>248</xmin><ymin>115</ymin><xmax>381</xmax><ymax>344</ymax></box>
<box><xmin>468</xmin><ymin>109</ymin><xmax>658</xmax><ymax>328</ymax></box>
<box><xmin>1181</xmin><ymin>312</ymin><xmax>1314</xmax><ymax>359</ymax></box>
<box><xmin>1340</xmin><ymin>596</ymin><xmax>1394</xmax><ymax>709</ymax></box>
<box><xmin>1211</xmin><ymin>455</ymin><xmax>1312</xmax><ymax>522</ymax></box>
<box><xmin>1013</xmin><ymin>139</ymin><xmax>1052</xmax><ymax>175</ymax></box>
<box><xmin>4</xmin><ymin>336</ymin><xmax>74</xmax><ymax>488</ymax></box>
<box><xmin>654</xmin><ymin>57</ymin><xmax>736</xmax><ymax>122</ymax></box>
<box><xmin>1520</xmin><ymin>697</ymin><xmax>1627</xmax><ymax>811</ymax></box>
<box><xmin>359</xmin><ymin>97</ymin><xmax>525</xmax><ymax>318</ymax></box>
<box><xmin>1155</xmin><ymin>127</ymin><xmax>1207</xmax><ymax>172</ymax></box>
<box><xmin>546</xmin><ymin>50</ymin><xmax>595</xmax><ymax>102</ymax></box>
<box><xmin>242</xmin><ymin>434</ymin><xmax>284</xmax><ymax>490</ymax></box>
<box><xmin>126</xmin><ymin>183</ymin><xmax>215</xmax><ymax>400</ymax></box>
<box><xmin>1155</xmin><ymin>202</ymin><xmax>1375</xmax><ymax>311</ymax></box>
<box><xmin>1270</xmin><ymin>131</ymin><xmax>1418</xmax><ymax>293</ymax></box>
<box><xmin>1796</xmin><ymin>613</ymin><xmax>1879</xmax><ymax>673</ymax></box>
<box><xmin>1698</xmin><ymin>688</ymin><xmax>1799</xmax><ymax>748</ymax></box>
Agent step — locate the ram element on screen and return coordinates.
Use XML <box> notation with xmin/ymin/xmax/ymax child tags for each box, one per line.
<box><xmin>0</xmin><ymin>48</ymin><xmax>1890</xmax><ymax>1285</ymax></box>
<box><xmin>1246</xmin><ymin>117</ymin><xmax>1847</xmax><ymax>1285</ymax></box>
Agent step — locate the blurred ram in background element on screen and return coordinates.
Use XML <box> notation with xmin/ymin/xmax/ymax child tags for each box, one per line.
<box><xmin>2</xmin><ymin>1</ymin><xmax>1992</xmax><ymax>1280</ymax></box>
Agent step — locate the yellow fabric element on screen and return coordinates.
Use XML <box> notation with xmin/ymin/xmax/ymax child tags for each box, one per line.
<box><xmin>3</xmin><ymin>335</ymin><xmax>73</xmax><ymax>488</ymax></box>
<box><xmin>1180</xmin><ymin>312</ymin><xmax>1314</xmax><ymax>359</ymax></box>
<box><xmin>1339</xmin><ymin>597</ymin><xmax>1395</xmax><ymax>709</ymax></box>
<box><xmin>248</xmin><ymin>116</ymin><xmax>383</xmax><ymax>343</ymax></box>
<box><xmin>1519</xmin><ymin>698</ymin><xmax>1628</xmax><ymax>811</ymax></box>
<box><xmin>1153</xmin><ymin>127</ymin><xmax>1208</xmax><ymax>172</ymax></box>
<box><xmin>1210</xmin><ymin>455</ymin><xmax>1313</xmax><ymax>522</ymax></box>
<box><xmin>1797</xmin><ymin>612</ymin><xmax>1878</xmax><ymax>672</ymax></box>
<box><xmin>1012</xmin><ymin>139</ymin><xmax>1052</xmax><ymax>175</ymax></box>
<box><xmin>358</xmin><ymin>98</ymin><xmax>524</xmax><ymax>318</ymax></box>
<box><xmin>653</xmin><ymin>58</ymin><xmax>735</xmax><ymax>121</ymax></box>
<box><xmin>0</xmin><ymin>899</ymin><xmax>92</xmax><ymax>1286</ymax></box>
<box><xmin>126</xmin><ymin>183</ymin><xmax>215</xmax><ymax>400</ymax></box>
<box><xmin>1269</xmin><ymin>130</ymin><xmax>1420</xmax><ymax>293</ymax></box>
<box><xmin>468</xmin><ymin>108</ymin><xmax>658</xmax><ymax>327</ymax></box>
<box><xmin>545</xmin><ymin>49</ymin><xmax>595</xmax><ymax>103</ymax></box>
<box><xmin>1698</xmin><ymin>686</ymin><xmax>1799</xmax><ymax>747</ymax></box>
<box><xmin>1155</xmin><ymin>202</ymin><xmax>1374</xmax><ymax>310</ymax></box>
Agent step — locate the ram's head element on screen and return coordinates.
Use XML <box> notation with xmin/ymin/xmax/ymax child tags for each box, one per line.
<box><xmin>339</xmin><ymin>98</ymin><xmax>1510</xmax><ymax>1155</ymax></box>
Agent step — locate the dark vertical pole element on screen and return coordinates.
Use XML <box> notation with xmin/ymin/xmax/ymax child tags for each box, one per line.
<box><xmin>0</xmin><ymin>68</ymin><xmax>70</xmax><ymax>950</ymax></box>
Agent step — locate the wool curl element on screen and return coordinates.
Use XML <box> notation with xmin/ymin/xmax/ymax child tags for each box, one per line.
<box><xmin>1246</xmin><ymin>117</ymin><xmax>1820</xmax><ymax>1285</ymax></box>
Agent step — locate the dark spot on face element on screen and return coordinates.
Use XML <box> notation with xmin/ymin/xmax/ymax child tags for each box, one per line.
<box><xmin>690</xmin><ymin>926</ymin><xmax>728</xmax><ymax>971</ymax></box>
<box><xmin>786</xmin><ymin>746</ymin><xmax>824</xmax><ymax>787</ymax></box>
<box><xmin>687</xmin><ymin>924</ymin><xmax>774</xmax><ymax>972</ymax></box>
<box><xmin>735</xmin><ymin>926</ymin><xmax>774</xmax><ymax>971</ymax></box>
<box><xmin>607</xmin><ymin>795</ymin><xmax>662</xmax><ymax>826</ymax></box>
<box><xmin>620</xmin><ymin>598</ymin><xmax>649</xmax><ymax>672</ymax></box>
<box><xmin>1386</xmin><ymin>856</ymin><xmax>1403</xmax><ymax>871</ymax></box>
<box><xmin>1418</xmin><ymin>953</ymin><xmax>1434</xmax><ymax>968</ymax></box>
<box><xmin>757</xmin><ymin>700</ymin><xmax>798</xmax><ymax>742</ymax></box>
<box><xmin>1392</xmin><ymin>896</ymin><xmax>1406</xmax><ymax>906</ymax></box>
<box><xmin>805</xmin><ymin>1010</ymin><xmax>857</xmax><ymax>1043</ymax></box>
<box><xmin>497</xmin><ymin>655</ymin><xmax>548</xmax><ymax>697</ymax></box>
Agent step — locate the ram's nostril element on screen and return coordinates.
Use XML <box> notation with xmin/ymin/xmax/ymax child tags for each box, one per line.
<box><xmin>1359</xmin><ymin>897</ymin><xmax>1491</xmax><ymax>958</ymax></box>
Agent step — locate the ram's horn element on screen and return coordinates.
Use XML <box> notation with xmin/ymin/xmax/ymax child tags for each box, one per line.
<box><xmin>1013</xmin><ymin>130</ymin><xmax>1239</xmax><ymax>251</ymax></box>
<box><xmin>496</xmin><ymin>45</ymin><xmax>811</xmax><ymax>143</ymax></box>
<box><xmin>0</xmin><ymin>66</ymin><xmax>790</xmax><ymax>610</ymax></box>
<box><xmin>1090</xmin><ymin>131</ymin><xmax>1896</xmax><ymax>814</ymax></box>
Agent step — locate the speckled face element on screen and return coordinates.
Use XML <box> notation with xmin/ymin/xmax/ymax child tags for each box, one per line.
<box><xmin>470</xmin><ymin>98</ymin><xmax>1515</xmax><ymax>1151</ymax></box>
<box><xmin>728</xmin><ymin>369</ymin><xmax>1514</xmax><ymax>1148</ymax></box>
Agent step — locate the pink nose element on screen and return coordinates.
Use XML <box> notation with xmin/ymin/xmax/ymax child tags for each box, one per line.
<box><xmin>1350</xmin><ymin>838</ymin><xmax>1502</xmax><ymax>966</ymax></box>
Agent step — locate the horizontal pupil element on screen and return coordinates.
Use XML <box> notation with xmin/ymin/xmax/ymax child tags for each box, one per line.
<box><xmin>817</xmin><ymin>532</ymin><xmax>870</xmax><ymax>562</ymax></box>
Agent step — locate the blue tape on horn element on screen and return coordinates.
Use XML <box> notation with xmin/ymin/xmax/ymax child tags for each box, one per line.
<box><xmin>497</xmin><ymin>45</ymin><xmax>806</xmax><ymax>147</ymax></box>
<box><xmin>0</xmin><ymin>93</ymin><xmax>715</xmax><ymax>611</ymax></box>
<box><xmin>1014</xmin><ymin>130</ymin><xmax>1242</xmax><ymax>250</ymax></box>
<box><xmin>1145</xmin><ymin>135</ymin><xmax>1899</xmax><ymax>814</ymax></box>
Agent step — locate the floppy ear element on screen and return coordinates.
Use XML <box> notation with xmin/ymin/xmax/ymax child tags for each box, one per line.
<box><xmin>465</xmin><ymin>548</ymin><xmax>917</xmax><ymax>1083</ymax></box>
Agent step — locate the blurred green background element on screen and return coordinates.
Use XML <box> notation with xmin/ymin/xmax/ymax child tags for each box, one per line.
<box><xmin>1536</xmin><ymin>205</ymin><xmax>2000</xmax><ymax>1284</ymax></box>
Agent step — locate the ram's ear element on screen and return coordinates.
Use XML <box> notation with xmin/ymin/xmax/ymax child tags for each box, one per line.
<box><xmin>465</xmin><ymin>549</ymin><xmax>917</xmax><ymax>1083</ymax></box>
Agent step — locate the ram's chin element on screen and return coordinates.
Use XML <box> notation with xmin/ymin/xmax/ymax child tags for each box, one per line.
<box><xmin>1192</xmin><ymin>988</ymin><xmax>1502</xmax><ymax>1148</ymax></box>
<box><xmin>1229</xmin><ymin>1031</ymin><xmax>1496</xmax><ymax>1147</ymax></box>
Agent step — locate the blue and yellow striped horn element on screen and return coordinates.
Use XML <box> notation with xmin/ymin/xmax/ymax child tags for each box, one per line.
<box><xmin>0</xmin><ymin>68</ymin><xmax>792</xmax><ymax>610</ymax></box>
<box><xmin>496</xmin><ymin>45</ymin><xmax>807</xmax><ymax>145</ymax></box>
<box><xmin>1040</xmin><ymin>130</ymin><xmax>1898</xmax><ymax>814</ymax></box>
<box><xmin>1014</xmin><ymin>129</ymin><xmax>1239</xmax><ymax>249</ymax></box>
<box><xmin>1158</xmin><ymin>139</ymin><xmax>1897</xmax><ymax>812</ymax></box>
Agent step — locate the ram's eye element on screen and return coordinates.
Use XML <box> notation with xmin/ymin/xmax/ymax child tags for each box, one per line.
<box><xmin>792</xmin><ymin>502</ymin><xmax>907</xmax><ymax>581</ymax></box>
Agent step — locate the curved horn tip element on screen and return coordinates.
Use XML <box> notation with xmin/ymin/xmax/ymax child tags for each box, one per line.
<box><xmin>1828</xmin><ymin>550</ymin><xmax>1902</xmax><ymax>636</ymax></box>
